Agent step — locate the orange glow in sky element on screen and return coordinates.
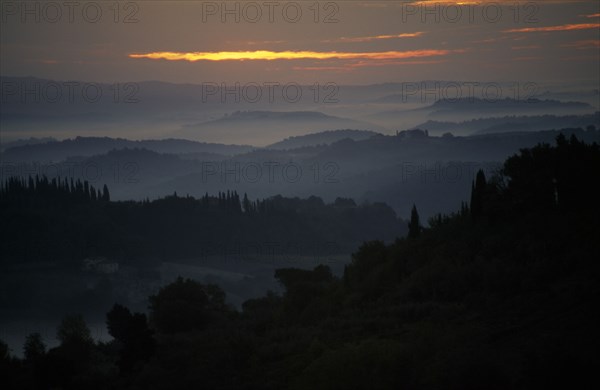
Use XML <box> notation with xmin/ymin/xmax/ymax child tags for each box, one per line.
<box><xmin>504</xmin><ymin>23</ymin><xmax>600</xmax><ymax>33</ymax></box>
<box><xmin>330</xmin><ymin>32</ymin><xmax>425</xmax><ymax>43</ymax></box>
<box><xmin>129</xmin><ymin>50</ymin><xmax>453</xmax><ymax>62</ymax></box>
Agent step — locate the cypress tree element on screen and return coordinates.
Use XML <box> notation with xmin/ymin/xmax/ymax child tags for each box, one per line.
<box><xmin>243</xmin><ymin>193</ymin><xmax>252</xmax><ymax>213</ymax></box>
<box><xmin>470</xmin><ymin>170</ymin><xmax>487</xmax><ymax>219</ymax></box>
<box><xmin>102</xmin><ymin>184</ymin><xmax>110</xmax><ymax>202</ymax></box>
<box><xmin>408</xmin><ymin>204</ymin><xmax>421</xmax><ymax>239</ymax></box>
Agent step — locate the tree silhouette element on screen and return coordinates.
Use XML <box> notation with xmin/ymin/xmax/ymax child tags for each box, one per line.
<box><xmin>102</xmin><ymin>184</ymin><xmax>110</xmax><ymax>201</ymax></box>
<box><xmin>45</xmin><ymin>315</ymin><xmax>94</xmax><ymax>387</ymax></box>
<box><xmin>149</xmin><ymin>277</ymin><xmax>229</xmax><ymax>334</ymax></box>
<box><xmin>23</xmin><ymin>333</ymin><xmax>46</xmax><ymax>389</ymax></box>
<box><xmin>57</xmin><ymin>315</ymin><xmax>93</xmax><ymax>346</ymax></box>
<box><xmin>408</xmin><ymin>204</ymin><xmax>421</xmax><ymax>239</ymax></box>
<box><xmin>23</xmin><ymin>333</ymin><xmax>45</xmax><ymax>363</ymax></box>
<box><xmin>106</xmin><ymin>304</ymin><xmax>155</xmax><ymax>374</ymax></box>
<box><xmin>470</xmin><ymin>170</ymin><xmax>487</xmax><ymax>219</ymax></box>
<box><xmin>242</xmin><ymin>192</ymin><xmax>253</xmax><ymax>213</ymax></box>
<box><xmin>0</xmin><ymin>339</ymin><xmax>10</xmax><ymax>361</ymax></box>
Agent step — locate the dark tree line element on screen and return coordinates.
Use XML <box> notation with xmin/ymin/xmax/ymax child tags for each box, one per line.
<box><xmin>467</xmin><ymin>133</ymin><xmax>600</xmax><ymax>221</ymax></box>
<box><xmin>0</xmin><ymin>176</ymin><xmax>109</xmax><ymax>206</ymax></box>
<box><xmin>2</xmin><ymin>135</ymin><xmax>599</xmax><ymax>389</ymax></box>
<box><xmin>0</xmin><ymin>180</ymin><xmax>406</xmax><ymax>265</ymax></box>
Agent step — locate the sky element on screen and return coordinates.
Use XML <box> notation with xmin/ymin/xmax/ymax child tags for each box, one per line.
<box><xmin>1</xmin><ymin>0</ymin><xmax>599</xmax><ymax>85</ymax></box>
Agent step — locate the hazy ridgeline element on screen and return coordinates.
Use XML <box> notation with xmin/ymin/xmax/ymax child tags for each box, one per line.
<box><xmin>2</xmin><ymin>77</ymin><xmax>598</xmax><ymax>144</ymax></box>
<box><xmin>1</xmin><ymin>78</ymin><xmax>599</xmax><ymax>390</ymax></box>
<box><xmin>2</xmin><ymin>127</ymin><xmax>599</xmax><ymax>220</ymax></box>
<box><xmin>1</xmin><ymin>135</ymin><xmax>599</xmax><ymax>389</ymax></box>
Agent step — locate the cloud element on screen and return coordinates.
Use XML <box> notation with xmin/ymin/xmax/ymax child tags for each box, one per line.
<box><xmin>560</xmin><ymin>40</ymin><xmax>600</xmax><ymax>49</ymax></box>
<box><xmin>291</xmin><ymin>59</ymin><xmax>448</xmax><ymax>72</ymax></box>
<box><xmin>244</xmin><ymin>40</ymin><xmax>287</xmax><ymax>46</ymax></box>
<box><xmin>504</xmin><ymin>23</ymin><xmax>600</xmax><ymax>33</ymax></box>
<box><xmin>356</xmin><ymin>2</ymin><xmax>394</xmax><ymax>8</ymax></box>
<box><xmin>348</xmin><ymin>59</ymin><xmax>449</xmax><ymax>67</ymax></box>
<box><xmin>512</xmin><ymin>56</ymin><xmax>543</xmax><ymax>61</ymax></box>
<box><xmin>128</xmin><ymin>49</ymin><xmax>456</xmax><ymax>62</ymax></box>
<box><xmin>322</xmin><ymin>32</ymin><xmax>424</xmax><ymax>43</ymax></box>
<box><xmin>472</xmin><ymin>36</ymin><xmax>510</xmax><ymax>44</ymax></box>
<box><xmin>511</xmin><ymin>45</ymin><xmax>541</xmax><ymax>50</ymax></box>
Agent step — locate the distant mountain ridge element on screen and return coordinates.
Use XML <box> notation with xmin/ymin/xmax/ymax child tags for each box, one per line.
<box><xmin>5</xmin><ymin>128</ymin><xmax>597</xmax><ymax>220</ymax></box>
<box><xmin>266</xmin><ymin>129</ymin><xmax>381</xmax><ymax>150</ymax></box>
<box><xmin>372</xmin><ymin>98</ymin><xmax>596</xmax><ymax>129</ymax></box>
<box><xmin>0</xmin><ymin>137</ymin><xmax>57</xmax><ymax>151</ymax></box>
<box><xmin>410</xmin><ymin>112</ymin><xmax>600</xmax><ymax>135</ymax></box>
<box><xmin>0</xmin><ymin>137</ymin><xmax>254</xmax><ymax>163</ymax></box>
<box><xmin>428</xmin><ymin>97</ymin><xmax>591</xmax><ymax>110</ymax></box>
<box><xmin>174</xmin><ymin>110</ymin><xmax>385</xmax><ymax>146</ymax></box>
